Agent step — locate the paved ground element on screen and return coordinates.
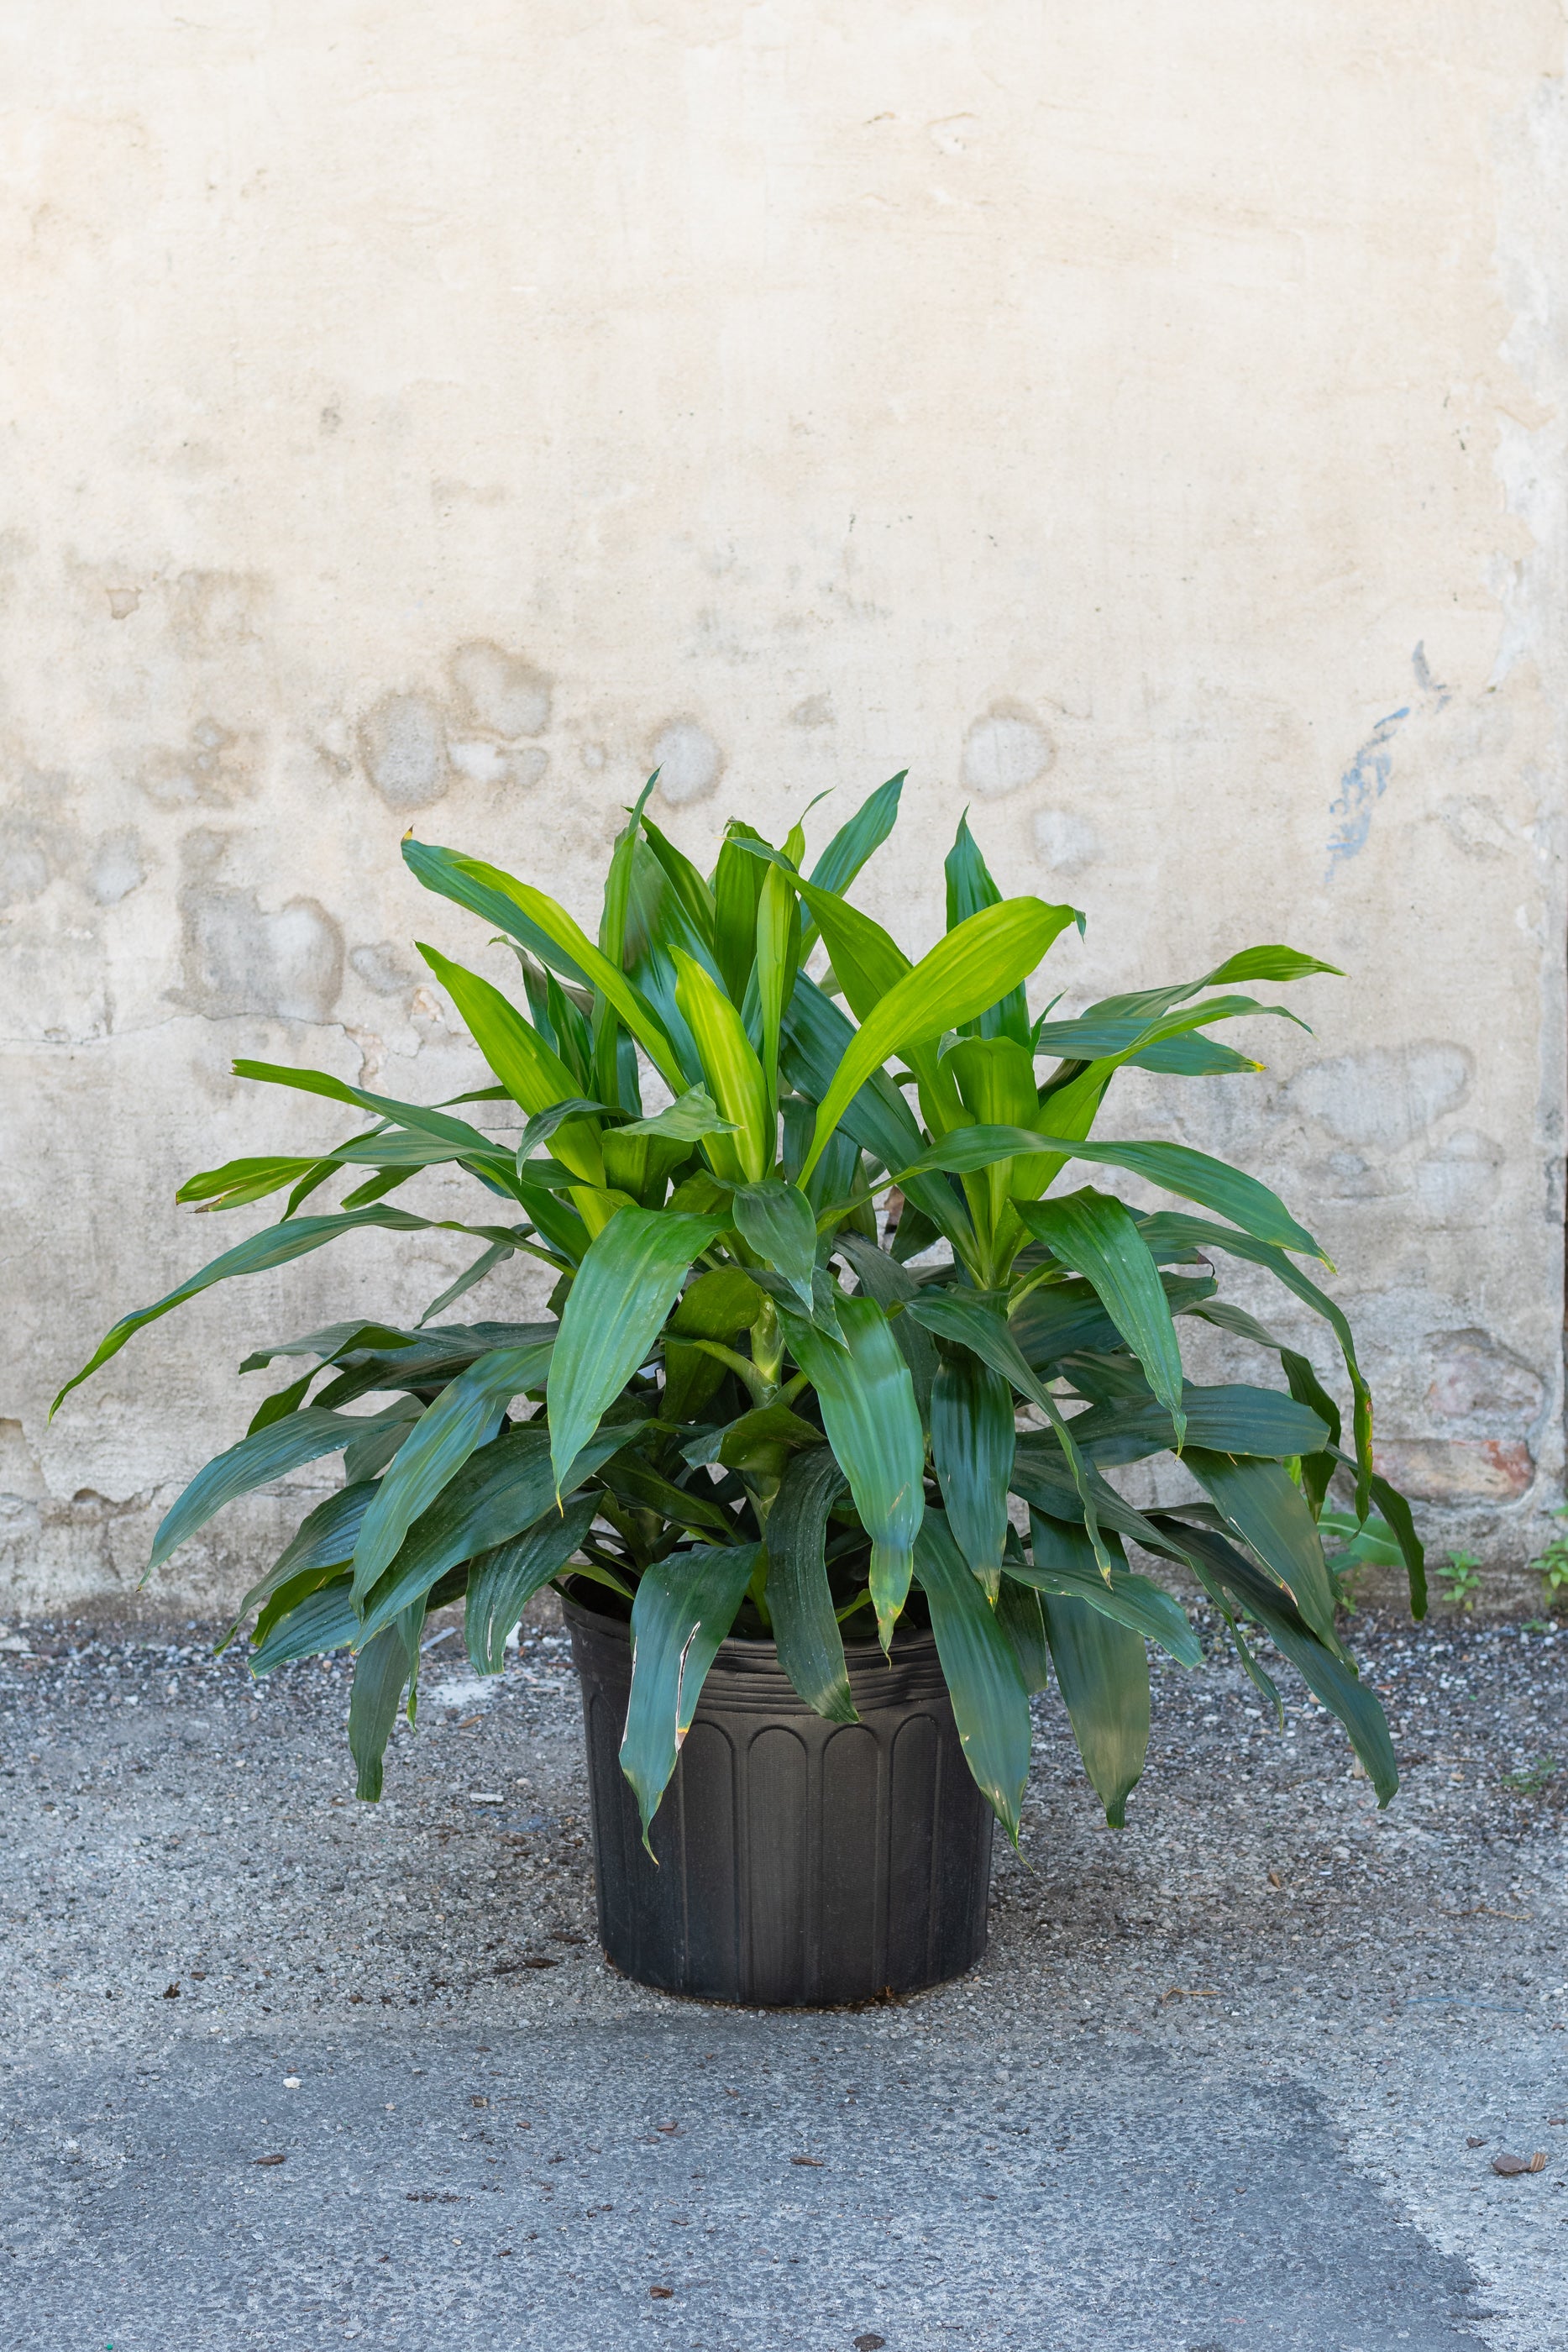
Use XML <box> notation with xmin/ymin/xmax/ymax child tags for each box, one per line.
<box><xmin>1</xmin><ymin>1600</ymin><xmax>1565</xmax><ymax>2350</ymax></box>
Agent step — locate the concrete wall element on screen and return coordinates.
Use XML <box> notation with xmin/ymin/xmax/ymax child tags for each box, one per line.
<box><xmin>3</xmin><ymin>4</ymin><xmax>1566</xmax><ymax>1617</ymax></box>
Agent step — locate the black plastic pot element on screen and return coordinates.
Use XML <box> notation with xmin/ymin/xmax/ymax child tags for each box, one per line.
<box><xmin>564</xmin><ymin>1593</ymin><xmax>994</xmax><ymax>2007</ymax></box>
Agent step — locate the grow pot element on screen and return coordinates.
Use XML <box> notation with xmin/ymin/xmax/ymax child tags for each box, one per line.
<box><xmin>564</xmin><ymin>1589</ymin><xmax>994</xmax><ymax>2007</ymax></box>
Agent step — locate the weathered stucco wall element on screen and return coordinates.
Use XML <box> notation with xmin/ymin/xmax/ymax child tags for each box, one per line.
<box><xmin>3</xmin><ymin>4</ymin><xmax>1566</xmax><ymax>1615</ymax></box>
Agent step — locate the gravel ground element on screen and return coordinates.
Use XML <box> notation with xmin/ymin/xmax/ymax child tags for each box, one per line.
<box><xmin>1</xmin><ymin>1599</ymin><xmax>1565</xmax><ymax>2350</ymax></box>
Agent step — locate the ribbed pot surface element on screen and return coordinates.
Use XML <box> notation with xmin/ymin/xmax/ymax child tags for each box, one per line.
<box><xmin>564</xmin><ymin>1594</ymin><xmax>994</xmax><ymax>2007</ymax></box>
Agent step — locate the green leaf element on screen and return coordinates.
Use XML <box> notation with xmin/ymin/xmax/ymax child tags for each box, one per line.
<box><xmin>1009</xmin><ymin>1276</ymin><xmax>1193</xmax><ymax>1370</ymax></box>
<box><xmin>238</xmin><ymin>1320</ymin><xmax>418</xmax><ymax>1373</ymax></box>
<box><xmin>349</xmin><ymin>1605</ymin><xmax>423</xmax><ymax>1803</ymax></box>
<box><xmin>177</xmin><ymin>1154</ymin><xmax>327</xmax><ymax>1211</ymax></box>
<box><xmin>801</xmin><ymin>897</ymin><xmax>1082</xmax><ymax>1184</ymax></box>
<box><xmin>765</xmin><ymin>1448</ymin><xmax>856</xmax><ymax>1723</ymax></box>
<box><xmin>755</xmin><ymin>858</ymin><xmax>801</xmax><ymax>1119</ymax></box>
<box><xmin>1020</xmin><ymin>1513</ymin><xmax>1202</xmax><ymax>1667</ymax></box>
<box><xmin>601</xmin><ymin>1452</ymin><xmax>738</xmax><ymax>1533</ymax></box>
<box><xmin>912</xmin><ymin>1509</ymin><xmax>1031</xmax><ymax>1839</ymax></box>
<box><xmin>778</xmin><ymin>1291</ymin><xmax>926</xmax><ymax>1651</ymax></box>
<box><xmin>779</xmin><ymin>977</ymin><xmax>973</xmax><ymax>1259</ymax></box>
<box><xmin>418</xmin><ymin>942</ymin><xmax>606</xmax><ymax>1186</ymax></box>
<box><xmin>1318</xmin><ymin>1509</ymin><xmax>1405</xmax><ymax>1567</ymax></box>
<box><xmin>344</xmin><ymin>1403</ymin><xmax>422</xmax><ymax>1483</ymax></box>
<box><xmin>1183</xmin><ymin>1450</ymin><xmax>1340</xmax><ymax>1650</ymax></box>
<box><xmin>904</xmin><ymin>1288</ymin><xmax>1113</xmax><ymax>1577</ymax></box>
<box><xmin>1148</xmin><ymin>1514</ymin><xmax>1397</xmax><ymax>1802</ymax></box>
<box><xmin>902</xmin><ymin>1133</ymin><xmax>1327</xmax><ymax>1264</ymax></box>
<box><xmin>355</xmin><ymin>1421</ymin><xmax>637</xmax><ymax>1643</ymax></box>
<box><xmin>148</xmin><ymin>1404</ymin><xmax>410</xmax><ymax>1577</ymax></box>
<box><xmin>619</xmin><ymin>1543</ymin><xmax>759</xmax><ymax>1842</ymax></box>
<box><xmin>249</xmin><ymin>1577</ymin><xmax>360</xmax><ymax>1673</ymax></box>
<box><xmin>639</xmin><ymin>812</ymin><xmax>718</xmax><ymax>945</ymax></box>
<box><xmin>620</xmin><ymin>1086</ymin><xmax>739</xmax><ymax>1142</ymax></box>
<box><xmin>1022</xmin><ymin>1188</ymin><xmax>1188</xmax><ymax>1447</ymax></box>
<box><xmin>464</xmin><ymin>1493</ymin><xmax>600</xmax><ymax>1673</ymax></box>
<box><xmin>229</xmin><ymin>1061</ymin><xmax>501</xmax><ymax>1153</ymax></box>
<box><xmin>716</xmin><ymin>1403</ymin><xmax>825</xmax><ymax>1470</ymax></box>
<box><xmin>417</xmin><ymin>1240</ymin><xmax>514</xmax><ymax>1328</ymax></box>
<box><xmin>50</xmin><ymin>1207</ymin><xmax>461</xmax><ymax>1415</ymax></box>
<box><xmin>1064</xmin><ymin>1383</ymin><xmax>1329</xmax><ymax>1467</ymax></box>
<box><xmin>350</xmin><ymin>1339</ymin><xmax>554</xmax><ymax>1597</ymax></box>
<box><xmin>245</xmin><ymin>1370</ymin><xmax>316</xmax><ymax>1435</ymax></box>
<box><xmin>671</xmin><ymin>948</ymin><xmax>770</xmax><ymax>1184</ymax></box>
<box><xmin>945</xmin><ymin>813</ymin><xmax>1030</xmax><ymax>1046</ymax></box>
<box><xmin>1041</xmin><ymin>1590</ymin><xmax>1150</xmax><ymax>1827</ymax></box>
<box><xmin>547</xmin><ymin>1204</ymin><xmax>726</xmax><ymax>1495</ymax></box>
<box><xmin>1136</xmin><ymin>1213</ymin><xmax>1374</xmax><ymax>1519</ymax></box>
<box><xmin>831</xmin><ymin>1232</ymin><xmax>939</xmax><ymax>1427</ymax></box>
<box><xmin>995</xmin><ymin>1573</ymin><xmax>1051</xmax><ymax>1693</ymax></box>
<box><xmin>669</xmin><ymin>1265</ymin><xmax>767</xmax><ymax>1339</ymax></box>
<box><xmin>1362</xmin><ymin>1469</ymin><xmax>1427</xmax><ymax>1620</ymax></box>
<box><xmin>401</xmin><ymin>840</ymin><xmax>687</xmax><ymax>1092</ymax></box>
<box><xmin>931</xmin><ymin>1348</ymin><xmax>1015</xmax><ymax>1597</ymax></box>
<box><xmin>712</xmin><ymin>823</ymin><xmax>769</xmax><ymax>1004</ymax></box>
<box><xmin>1009</xmin><ymin>1432</ymin><xmax>1175</xmax><ymax>1568</ymax></box>
<box><xmin>218</xmin><ymin>1481</ymin><xmax>377</xmax><ymax>1652</ymax></box>
<box><xmin>805</xmin><ymin>770</ymin><xmax>905</xmax><ymax>905</ymax></box>
<box><xmin>732</xmin><ymin>1179</ymin><xmax>818</xmax><ymax>1311</ymax></box>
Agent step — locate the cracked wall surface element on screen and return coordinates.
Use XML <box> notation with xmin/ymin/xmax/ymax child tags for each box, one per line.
<box><xmin>3</xmin><ymin>4</ymin><xmax>1566</xmax><ymax>1612</ymax></box>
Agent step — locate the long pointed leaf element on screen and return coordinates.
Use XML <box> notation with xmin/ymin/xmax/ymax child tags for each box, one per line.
<box><xmin>349</xmin><ymin>1605</ymin><xmax>422</xmax><ymax>1803</ymax></box>
<box><xmin>1183</xmin><ymin>1449</ymin><xmax>1340</xmax><ymax>1649</ymax></box>
<box><xmin>765</xmin><ymin>1448</ymin><xmax>855</xmax><ymax>1724</ymax></box>
<box><xmin>51</xmin><ymin>1206</ymin><xmax>480</xmax><ymax>1415</ymax></box>
<box><xmin>931</xmin><ymin>1348</ymin><xmax>1015</xmax><ymax>1596</ymax></box>
<box><xmin>350</xmin><ymin>1340</ymin><xmax>554</xmax><ymax>1596</ymax></box>
<box><xmin>671</xmin><ymin>948</ymin><xmax>770</xmax><ymax>1183</ymax></box>
<box><xmin>547</xmin><ymin>1205</ymin><xmax>726</xmax><ymax>1494</ymax></box>
<box><xmin>901</xmin><ymin>1131</ymin><xmax>1326</xmax><ymax>1263</ymax></box>
<box><xmin>355</xmin><ymin>1421</ymin><xmax>637</xmax><ymax>1643</ymax></box>
<box><xmin>418</xmin><ymin>942</ymin><xmax>605</xmax><ymax>1184</ymax></box>
<box><xmin>218</xmin><ymin>1481</ymin><xmax>377</xmax><ymax>1652</ymax></box>
<box><xmin>732</xmin><ymin>1179</ymin><xmax>817</xmax><ymax>1311</ymax></box>
<box><xmin>1022</xmin><ymin>1188</ymin><xmax>1187</xmax><ymax>1446</ymax></box>
<box><xmin>1064</xmin><ymin>1383</ymin><xmax>1329</xmax><ymax>1467</ymax></box>
<box><xmin>249</xmin><ymin>1578</ymin><xmax>361</xmax><ymax>1673</ymax></box>
<box><xmin>832</xmin><ymin>1233</ymin><xmax>939</xmax><ymax>1427</ymax></box>
<box><xmin>779</xmin><ymin>977</ymin><xmax>974</xmax><ymax>1258</ymax></box>
<box><xmin>806</xmin><ymin>771</ymin><xmax>905</xmax><ymax>902</ymax></box>
<box><xmin>913</xmin><ymin>1509</ymin><xmax>1030</xmax><ymax>1839</ymax></box>
<box><xmin>1136</xmin><ymin>1211</ymin><xmax>1374</xmax><ymax>1519</ymax></box>
<box><xmin>1147</xmin><ymin>1513</ymin><xmax>1397</xmax><ymax>1802</ymax></box>
<box><xmin>945</xmin><ymin>813</ymin><xmax>1029</xmax><ymax>1046</ymax></box>
<box><xmin>1041</xmin><ymin>1591</ymin><xmax>1150</xmax><ymax>1827</ymax></box>
<box><xmin>401</xmin><ymin>840</ymin><xmax>686</xmax><ymax>1091</ymax></box>
<box><xmin>465</xmin><ymin>1493</ymin><xmax>600</xmax><ymax>1673</ymax></box>
<box><xmin>620</xmin><ymin>1543</ymin><xmax>759</xmax><ymax>1842</ymax></box>
<box><xmin>801</xmin><ymin>898</ymin><xmax>1081</xmax><ymax>1184</ymax></box>
<box><xmin>1020</xmin><ymin>1511</ymin><xmax>1201</xmax><ymax>1667</ymax></box>
<box><xmin>148</xmin><ymin>1406</ymin><xmax>408</xmax><ymax>1576</ymax></box>
<box><xmin>778</xmin><ymin>1291</ymin><xmax>925</xmax><ymax>1650</ymax></box>
<box><xmin>905</xmin><ymin>1289</ymin><xmax>1113</xmax><ymax>1576</ymax></box>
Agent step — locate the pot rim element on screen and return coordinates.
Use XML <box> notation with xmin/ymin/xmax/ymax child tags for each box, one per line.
<box><xmin>559</xmin><ymin>1582</ymin><xmax>937</xmax><ymax>1661</ymax></box>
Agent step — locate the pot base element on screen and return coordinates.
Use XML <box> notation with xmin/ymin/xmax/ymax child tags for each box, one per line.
<box><xmin>566</xmin><ymin>1596</ymin><xmax>994</xmax><ymax>2008</ymax></box>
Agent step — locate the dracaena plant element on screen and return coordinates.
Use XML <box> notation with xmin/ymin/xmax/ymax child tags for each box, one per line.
<box><xmin>55</xmin><ymin>773</ymin><xmax>1424</xmax><ymax>1840</ymax></box>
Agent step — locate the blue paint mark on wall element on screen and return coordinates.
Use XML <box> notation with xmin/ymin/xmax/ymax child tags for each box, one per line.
<box><xmin>1325</xmin><ymin>705</ymin><xmax>1409</xmax><ymax>874</ymax></box>
<box><xmin>1324</xmin><ymin>643</ymin><xmax>1450</xmax><ymax>879</ymax></box>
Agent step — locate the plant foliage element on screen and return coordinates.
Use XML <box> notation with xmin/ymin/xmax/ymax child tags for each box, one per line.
<box><xmin>56</xmin><ymin>775</ymin><xmax>1423</xmax><ymax>1833</ymax></box>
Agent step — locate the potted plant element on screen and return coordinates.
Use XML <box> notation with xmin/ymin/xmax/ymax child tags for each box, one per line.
<box><xmin>55</xmin><ymin>773</ymin><xmax>1424</xmax><ymax>2006</ymax></box>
